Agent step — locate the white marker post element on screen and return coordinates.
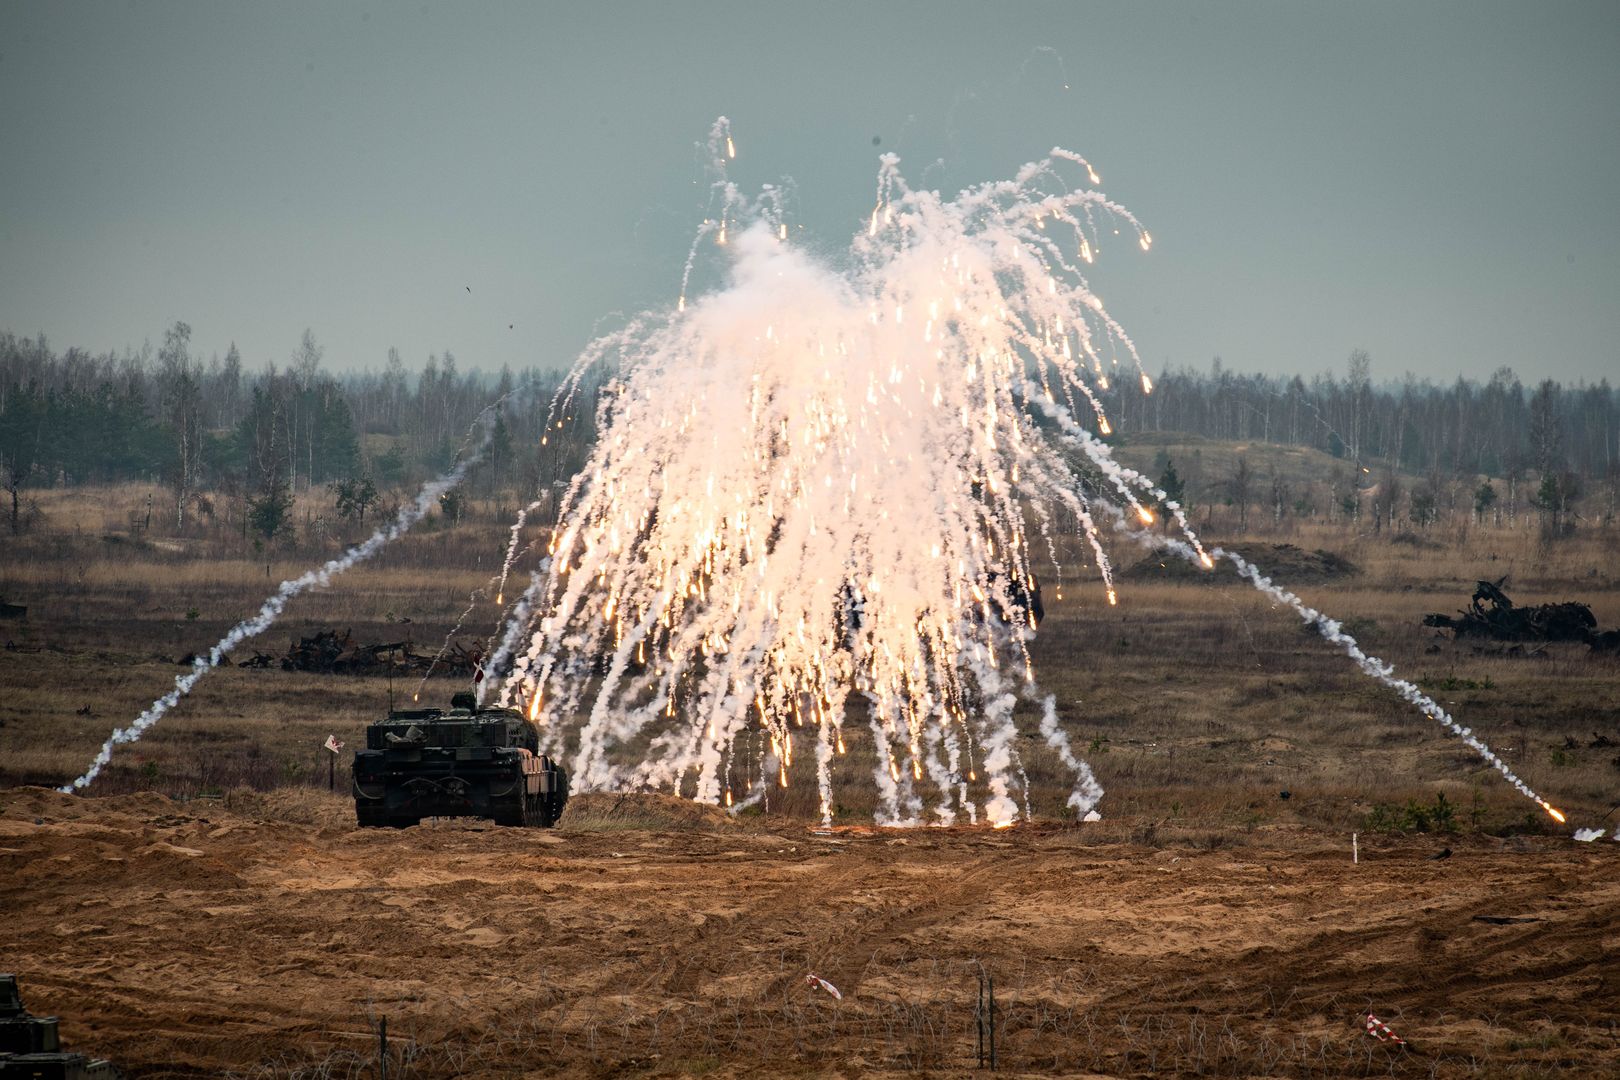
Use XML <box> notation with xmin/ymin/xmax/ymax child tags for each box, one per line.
<box><xmin>324</xmin><ymin>735</ymin><xmax>345</xmax><ymax>792</ymax></box>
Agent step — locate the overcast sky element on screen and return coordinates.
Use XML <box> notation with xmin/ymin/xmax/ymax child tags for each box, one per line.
<box><xmin>3</xmin><ymin>1</ymin><xmax>1617</xmax><ymax>385</ymax></box>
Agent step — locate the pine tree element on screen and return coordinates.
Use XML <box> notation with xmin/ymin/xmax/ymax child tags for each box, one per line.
<box><xmin>1155</xmin><ymin>458</ymin><xmax>1185</xmax><ymax>531</ymax></box>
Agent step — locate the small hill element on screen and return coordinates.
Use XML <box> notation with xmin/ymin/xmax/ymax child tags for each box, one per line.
<box><xmin>559</xmin><ymin>791</ymin><xmax>739</xmax><ymax>832</ymax></box>
<box><xmin>1123</xmin><ymin>542</ymin><xmax>1358</xmax><ymax>585</ymax></box>
<box><xmin>1108</xmin><ymin>431</ymin><xmax>1377</xmax><ymax>496</ymax></box>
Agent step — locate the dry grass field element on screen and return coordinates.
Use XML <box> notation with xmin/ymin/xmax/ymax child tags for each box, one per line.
<box><xmin>3</xmin><ymin>481</ymin><xmax>1616</xmax><ymax>828</ymax></box>
<box><xmin>3</xmin><ymin>478</ymin><xmax>1619</xmax><ymax>1077</ymax></box>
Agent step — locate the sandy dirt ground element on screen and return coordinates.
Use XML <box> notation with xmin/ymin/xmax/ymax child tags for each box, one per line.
<box><xmin>3</xmin><ymin>788</ymin><xmax>1617</xmax><ymax>1079</ymax></box>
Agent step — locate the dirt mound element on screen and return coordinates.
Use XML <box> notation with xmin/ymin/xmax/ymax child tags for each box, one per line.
<box><xmin>217</xmin><ymin>786</ymin><xmax>358</xmax><ymax>828</ymax></box>
<box><xmin>0</xmin><ymin>785</ymin><xmax>181</xmax><ymax>824</ymax></box>
<box><xmin>1125</xmin><ymin>542</ymin><xmax>1358</xmax><ymax>585</ymax></box>
<box><xmin>1390</xmin><ymin>530</ymin><xmax>1443</xmax><ymax>549</ymax></box>
<box><xmin>558</xmin><ymin>791</ymin><xmax>739</xmax><ymax>831</ymax></box>
<box><xmin>0</xmin><ymin>787</ymin><xmax>740</xmax><ymax>835</ymax></box>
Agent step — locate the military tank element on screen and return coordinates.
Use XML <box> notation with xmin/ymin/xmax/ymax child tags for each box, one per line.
<box><xmin>352</xmin><ymin>692</ymin><xmax>568</xmax><ymax>828</ymax></box>
<box><xmin>0</xmin><ymin>974</ymin><xmax>121</xmax><ymax>1079</ymax></box>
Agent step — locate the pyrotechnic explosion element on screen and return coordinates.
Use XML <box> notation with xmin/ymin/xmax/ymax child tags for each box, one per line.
<box><xmin>491</xmin><ymin>120</ymin><xmax>1575</xmax><ymax>832</ymax></box>
<box><xmin>489</xmin><ymin>120</ymin><xmax>1200</xmax><ymax>827</ymax></box>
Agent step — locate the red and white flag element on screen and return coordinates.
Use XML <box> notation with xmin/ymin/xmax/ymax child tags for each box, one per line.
<box><xmin>1364</xmin><ymin>1013</ymin><xmax>1406</xmax><ymax>1045</ymax></box>
<box><xmin>805</xmin><ymin>973</ymin><xmax>842</xmax><ymax>1000</ymax></box>
<box><xmin>323</xmin><ymin>735</ymin><xmax>345</xmax><ymax>754</ymax></box>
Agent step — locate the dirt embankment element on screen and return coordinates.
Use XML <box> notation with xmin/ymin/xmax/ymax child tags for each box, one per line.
<box><xmin>3</xmin><ymin>788</ymin><xmax>1618</xmax><ymax>1078</ymax></box>
<box><xmin>1124</xmin><ymin>542</ymin><xmax>1358</xmax><ymax>584</ymax></box>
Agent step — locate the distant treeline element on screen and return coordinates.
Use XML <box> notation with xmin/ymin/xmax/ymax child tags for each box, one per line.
<box><xmin>0</xmin><ymin>325</ymin><xmax>602</xmax><ymax>536</ymax></box>
<box><xmin>1106</xmin><ymin>352</ymin><xmax>1617</xmax><ymax>482</ymax></box>
<box><xmin>2</xmin><ymin>328</ymin><xmax>1615</xmax><ymax>538</ymax></box>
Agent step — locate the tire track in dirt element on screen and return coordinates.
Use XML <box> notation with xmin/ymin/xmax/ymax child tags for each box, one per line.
<box><xmin>1070</xmin><ymin>849</ymin><xmax>1620</xmax><ymax>1066</ymax></box>
<box><xmin>6</xmin><ymin>791</ymin><xmax>1620</xmax><ymax>1077</ymax></box>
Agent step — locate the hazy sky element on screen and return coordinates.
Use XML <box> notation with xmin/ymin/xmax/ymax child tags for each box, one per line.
<box><xmin>4</xmin><ymin>1</ymin><xmax>1617</xmax><ymax>385</ymax></box>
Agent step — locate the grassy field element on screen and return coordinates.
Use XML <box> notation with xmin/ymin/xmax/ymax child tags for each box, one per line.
<box><xmin>3</xmin><ymin>478</ymin><xmax>1617</xmax><ymax>836</ymax></box>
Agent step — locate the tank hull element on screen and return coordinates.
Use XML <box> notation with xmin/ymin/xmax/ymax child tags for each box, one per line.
<box><xmin>352</xmin><ymin>701</ymin><xmax>568</xmax><ymax>828</ymax></box>
<box><xmin>353</xmin><ymin>746</ymin><xmax>567</xmax><ymax>827</ymax></box>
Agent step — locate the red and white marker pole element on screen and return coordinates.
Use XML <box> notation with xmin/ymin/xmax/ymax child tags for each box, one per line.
<box><xmin>1364</xmin><ymin>1013</ymin><xmax>1405</xmax><ymax>1045</ymax></box>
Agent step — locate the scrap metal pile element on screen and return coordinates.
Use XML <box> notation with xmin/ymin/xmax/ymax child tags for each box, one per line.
<box><xmin>1424</xmin><ymin>577</ymin><xmax>1616</xmax><ymax>651</ymax></box>
<box><xmin>233</xmin><ymin>629</ymin><xmax>485</xmax><ymax>676</ymax></box>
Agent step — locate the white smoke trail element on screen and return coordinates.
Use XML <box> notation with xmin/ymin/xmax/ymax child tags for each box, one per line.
<box><xmin>62</xmin><ymin>417</ymin><xmax>498</xmax><ymax>793</ymax></box>
<box><xmin>413</xmin><ymin>585</ymin><xmax>490</xmax><ymax>701</ymax></box>
<box><xmin>1037</xmin><ymin>692</ymin><xmax>1104</xmax><ymax>816</ymax></box>
<box><xmin>1213</xmin><ymin>544</ymin><xmax>1561</xmax><ymax>815</ymax></box>
<box><xmin>1041</xmin><ymin>414</ymin><xmax>1584</xmax><ymax>832</ymax></box>
<box><xmin>414</xmin><ymin>497</ymin><xmax>548</xmax><ymax>703</ymax></box>
<box><xmin>1036</xmin><ymin>408</ymin><xmax>1581</xmax><ymax>826</ymax></box>
<box><xmin>1076</xmin><ymin>476</ymin><xmax>1572</xmax><ymax>828</ymax></box>
<box><xmin>494</xmin><ymin>498</ymin><xmax>544</xmax><ymax>606</ymax></box>
<box><xmin>478</xmin><ymin>568</ymin><xmax>544</xmax><ymax>709</ymax></box>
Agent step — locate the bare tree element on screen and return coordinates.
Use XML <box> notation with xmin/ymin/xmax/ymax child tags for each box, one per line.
<box><xmin>1346</xmin><ymin>348</ymin><xmax>1371</xmax><ymax>462</ymax></box>
<box><xmin>291</xmin><ymin>329</ymin><xmax>324</xmax><ymax>488</ymax></box>
<box><xmin>158</xmin><ymin>322</ymin><xmax>204</xmax><ymax>530</ymax></box>
<box><xmin>1228</xmin><ymin>455</ymin><xmax>1253</xmax><ymax>531</ymax></box>
<box><xmin>1</xmin><ymin>384</ymin><xmax>42</xmax><ymax>534</ymax></box>
<box><xmin>1371</xmin><ymin>469</ymin><xmax>1403</xmax><ymax>534</ymax></box>
<box><xmin>1528</xmin><ymin>379</ymin><xmax>1564</xmax><ymax>477</ymax></box>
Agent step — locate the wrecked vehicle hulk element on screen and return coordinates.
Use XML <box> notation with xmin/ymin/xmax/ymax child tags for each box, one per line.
<box><xmin>1423</xmin><ymin>577</ymin><xmax>1598</xmax><ymax>644</ymax></box>
<box><xmin>353</xmin><ymin>692</ymin><xmax>568</xmax><ymax>828</ymax></box>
